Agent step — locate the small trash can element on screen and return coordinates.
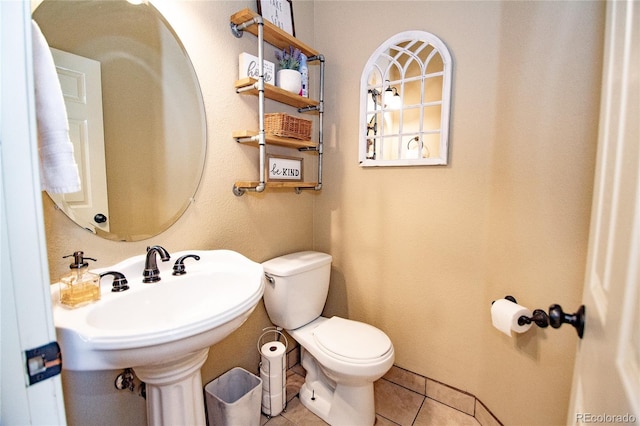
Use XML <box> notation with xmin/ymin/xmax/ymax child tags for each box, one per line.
<box><xmin>205</xmin><ymin>367</ymin><xmax>262</xmax><ymax>426</ymax></box>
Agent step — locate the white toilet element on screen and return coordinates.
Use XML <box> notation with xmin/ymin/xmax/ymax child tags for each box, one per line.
<box><xmin>262</xmin><ymin>251</ymin><xmax>394</xmax><ymax>426</ymax></box>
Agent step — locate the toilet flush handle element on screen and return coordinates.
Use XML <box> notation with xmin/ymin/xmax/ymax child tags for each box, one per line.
<box><xmin>264</xmin><ymin>273</ymin><xmax>275</xmax><ymax>285</ymax></box>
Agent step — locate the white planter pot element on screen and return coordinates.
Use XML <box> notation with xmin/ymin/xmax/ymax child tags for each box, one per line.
<box><xmin>277</xmin><ymin>69</ymin><xmax>302</xmax><ymax>94</ymax></box>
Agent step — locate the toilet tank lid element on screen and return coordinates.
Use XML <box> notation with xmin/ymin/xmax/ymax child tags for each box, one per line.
<box><xmin>262</xmin><ymin>251</ymin><xmax>332</xmax><ymax>276</ymax></box>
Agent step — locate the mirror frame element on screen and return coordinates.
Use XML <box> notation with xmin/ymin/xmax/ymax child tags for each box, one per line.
<box><xmin>359</xmin><ymin>30</ymin><xmax>453</xmax><ymax>167</ymax></box>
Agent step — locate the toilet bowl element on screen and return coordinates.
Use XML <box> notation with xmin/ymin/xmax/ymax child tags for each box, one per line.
<box><xmin>262</xmin><ymin>251</ymin><xmax>394</xmax><ymax>426</ymax></box>
<box><xmin>290</xmin><ymin>316</ymin><xmax>394</xmax><ymax>425</ymax></box>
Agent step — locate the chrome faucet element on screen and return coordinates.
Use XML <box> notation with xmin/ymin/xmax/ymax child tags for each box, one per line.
<box><xmin>143</xmin><ymin>245</ymin><xmax>171</xmax><ymax>283</ymax></box>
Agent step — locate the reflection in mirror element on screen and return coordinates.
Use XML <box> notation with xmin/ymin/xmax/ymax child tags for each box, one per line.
<box><xmin>359</xmin><ymin>31</ymin><xmax>452</xmax><ymax>166</ymax></box>
<box><xmin>33</xmin><ymin>0</ymin><xmax>206</xmax><ymax>241</ymax></box>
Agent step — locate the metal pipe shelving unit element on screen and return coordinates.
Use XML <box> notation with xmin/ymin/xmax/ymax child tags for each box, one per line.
<box><xmin>230</xmin><ymin>8</ymin><xmax>324</xmax><ymax>196</ymax></box>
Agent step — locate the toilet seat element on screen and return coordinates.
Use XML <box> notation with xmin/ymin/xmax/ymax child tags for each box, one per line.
<box><xmin>313</xmin><ymin>317</ymin><xmax>392</xmax><ymax>364</ymax></box>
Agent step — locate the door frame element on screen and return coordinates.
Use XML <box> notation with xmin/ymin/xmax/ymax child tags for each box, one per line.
<box><xmin>567</xmin><ymin>0</ymin><xmax>639</xmax><ymax>423</ymax></box>
<box><xmin>1</xmin><ymin>2</ymin><xmax>67</xmax><ymax>423</ymax></box>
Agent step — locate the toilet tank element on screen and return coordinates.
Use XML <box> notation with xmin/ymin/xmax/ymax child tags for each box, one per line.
<box><xmin>262</xmin><ymin>251</ymin><xmax>332</xmax><ymax>330</ymax></box>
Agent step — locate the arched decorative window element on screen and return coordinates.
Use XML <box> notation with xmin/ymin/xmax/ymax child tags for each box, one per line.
<box><xmin>359</xmin><ymin>31</ymin><xmax>453</xmax><ymax>166</ymax></box>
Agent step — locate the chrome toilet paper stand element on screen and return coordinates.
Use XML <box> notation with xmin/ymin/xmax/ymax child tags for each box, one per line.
<box><xmin>257</xmin><ymin>327</ymin><xmax>289</xmax><ymax>417</ymax></box>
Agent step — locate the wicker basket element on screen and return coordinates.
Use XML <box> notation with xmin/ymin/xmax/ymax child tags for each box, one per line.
<box><xmin>264</xmin><ymin>113</ymin><xmax>312</xmax><ymax>140</ymax></box>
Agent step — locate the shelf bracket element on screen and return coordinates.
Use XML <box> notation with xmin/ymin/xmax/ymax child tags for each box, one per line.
<box><xmin>297</xmin><ymin>105</ymin><xmax>319</xmax><ymax>113</ymax></box>
<box><xmin>233</xmin><ymin>182</ymin><xmax>266</xmax><ymax>196</ymax></box>
<box><xmin>235</xmin><ymin>135</ymin><xmax>260</xmax><ymax>144</ymax></box>
<box><xmin>232</xmin><ymin>185</ymin><xmax>246</xmax><ymax>196</ymax></box>
<box><xmin>298</xmin><ymin>146</ymin><xmax>318</xmax><ymax>152</ymax></box>
<box><xmin>295</xmin><ymin>184</ymin><xmax>323</xmax><ymax>194</ymax></box>
<box><xmin>230</xmin><ymin>22</ymin><xmax>243</xmax><ymax>38</ymax></box>
<box><xmin>236</xmin><ymin>85</ymin><xmax>256</xmax><ymax>94</ymax></box>
<box><xmin>230</xmin><ymin>16</ymin><xmax>262</xmax><ymax>38</ymax></box>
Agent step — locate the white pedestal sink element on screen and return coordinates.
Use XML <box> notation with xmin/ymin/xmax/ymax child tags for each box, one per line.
<box><xmin>50</xmin><ymin>250</ymin><xmax>265</xmax><ymax>425</ymax></box>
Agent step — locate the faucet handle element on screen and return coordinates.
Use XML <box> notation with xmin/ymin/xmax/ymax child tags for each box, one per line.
<box><xmin>100</xmin><ymin>271</ymin><xmax>129</xmax><ymax>292</ymax></box>
<box><xmin>172</xmin><ymin>254</ymin><xmax>201</xmax><ymax>275</ymax></box>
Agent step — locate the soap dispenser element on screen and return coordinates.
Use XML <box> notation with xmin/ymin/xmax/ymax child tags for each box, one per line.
<box><xmin>59</xmin><ymin>251</ymin><xmax>100</xmax><ymax>308</ymax></box>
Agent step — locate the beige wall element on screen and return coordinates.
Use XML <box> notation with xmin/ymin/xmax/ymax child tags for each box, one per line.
<box><xmin>313</xmin><ymin>1</ymin><xmax>604</xmax><ymax>425</ymax></box>
<box><xmin>42</xmin><ymin>1</ymin><xmax>604</xmax><ymax>425</ymax></box>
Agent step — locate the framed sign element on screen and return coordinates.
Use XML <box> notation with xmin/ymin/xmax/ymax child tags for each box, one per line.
<box><xmin>267</xmin><ymin>155</ymin><xmax>303</xmax><ymax>182</ymax></box>
<box><xmin>257</xmin><ymin>0</ymin><xmax>295</xmax><ymax>36</ymax></box>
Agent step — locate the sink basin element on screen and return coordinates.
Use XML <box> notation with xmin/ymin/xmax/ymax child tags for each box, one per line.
<box><xmin>51</xmin><ymin>249</ymin><xmax>264</xmax><ymax>370</ymax></box>
<box><xmin>50</xmin><ymin>249</ymin><xmax>265</xmax><ymax>425</ymax></box>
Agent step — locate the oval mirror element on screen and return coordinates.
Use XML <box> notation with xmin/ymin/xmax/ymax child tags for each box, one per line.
<box><xmin>33</xmin><ymin>0</ymin><xmax>207</xmax><ymax>242</ymax></box>
<box><xmin>359</xmin><ymin>30</ymin><xmax>452</xmax><ymax>166</ymax></box>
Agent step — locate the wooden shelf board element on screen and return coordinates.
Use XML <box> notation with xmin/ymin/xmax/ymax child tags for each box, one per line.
<box><xmin>235</xmin><ymin>78</ymin><xmax>319</xmax><ymax>110</ymax></box>
<box><xmin>235</xmin><ymin>181</ymin><xmax>318</xmax><ymax>190</ymax></box>
<box><xmin>230</xmin><ymin>9</ymin><xmax>319</xmax><ymax>58</ymax></box>
<box><xmin>233</xmin><ymin>130</ymin><xmax>317</xmax><ymax>150</ymax></box>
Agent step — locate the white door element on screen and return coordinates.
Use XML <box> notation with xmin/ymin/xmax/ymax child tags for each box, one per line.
<box><xmin>48</xmin><ymin>48</ymin><xmax>110</xmax><ymax>233</ymax></box>
<box><xmin>1</xmin><ymin>2</ymin><xmax>66</xmax><ymax>424</ymax></box>
<box><xmin>567</xmin><ymin>1</ymin><xmax>639</xmax><ymax>424</ymax></box>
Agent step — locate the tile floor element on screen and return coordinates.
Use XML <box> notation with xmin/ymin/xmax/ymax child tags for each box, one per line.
<box><xmin>261</xmin><ymin>365</ymin><xmax>481</xmax><ymax>426</ymax></box>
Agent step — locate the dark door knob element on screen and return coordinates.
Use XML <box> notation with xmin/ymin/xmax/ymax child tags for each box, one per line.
<box><xmin>94</xmin><ymin>213</ymin><xmax>107</xmax><ymax>223</ymax></box>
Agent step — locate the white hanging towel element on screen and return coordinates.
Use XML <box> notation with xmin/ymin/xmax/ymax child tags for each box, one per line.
<box><xmin>31</xmin><ymin>20</ymin><xmax>81</xmax><ymax>194</ymax></box>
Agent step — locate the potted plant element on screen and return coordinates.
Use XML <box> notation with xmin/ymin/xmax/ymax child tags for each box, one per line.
<box><xmin>275</xmin><ymin>46</ymin><xmax>302</xmax><ymax>94</ymax></box>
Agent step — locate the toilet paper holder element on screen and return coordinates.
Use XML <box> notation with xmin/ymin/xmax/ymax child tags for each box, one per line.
<box><xmin>503</xmin><ymin>296</ymin><xmax>585</xmax><ymax>339</ymax></box>
<box><xmin>257</xmin><ymin>327</ymin><xmax>288</xmax><ymax>418</ymax></box>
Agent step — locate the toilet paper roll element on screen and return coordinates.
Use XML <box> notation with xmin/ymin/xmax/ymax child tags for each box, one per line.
<box><xmin>491</xmin><ymin>299</ymin><xmax>533</xmax><ymax>336</ymax></box>
<box><xmin>261</xmin><ymin>391</ymin><xmax>284</xmax><ymax>416</ymax></box>
<box><xmin>260</xmin><ymin>341</ymin><xmax>285</xmax><ymax>373</ymax></box>
<box><xmin>260</xmin><ymin>341</ymin><xmax>286</xmax><ymax>416</ymax></box>
<box><xmin>260</xmin><ymin>367</ymin><xmax>285</xmax><ymax>392</ymax></box>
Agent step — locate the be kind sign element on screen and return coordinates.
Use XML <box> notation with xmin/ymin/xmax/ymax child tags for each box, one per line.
<box><xmin>267</xmin><ymin>155</ymin><xmax>303</xmax><ymax>182</ymax></box>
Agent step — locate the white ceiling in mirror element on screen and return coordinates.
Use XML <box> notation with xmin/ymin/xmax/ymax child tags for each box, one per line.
<box><xmin>359</xmin><ymin>30</ymin><xmax>452</xmax><ymax>167</ymax></box>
